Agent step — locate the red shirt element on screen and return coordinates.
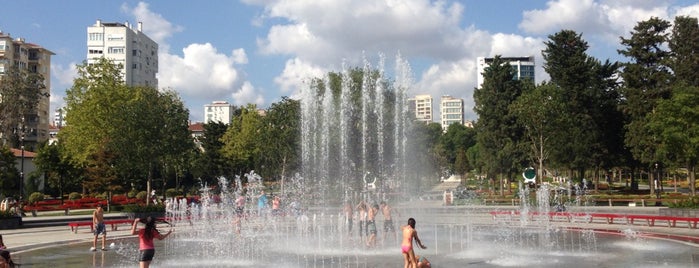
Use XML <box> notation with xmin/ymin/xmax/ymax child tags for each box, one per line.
<box><xmin>138</xmin><ymin>229</ymin><xmax>160</xmax><ymax>250</ymax></box>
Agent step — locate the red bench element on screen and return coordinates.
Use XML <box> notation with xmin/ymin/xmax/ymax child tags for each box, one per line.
<box><xmin>68</xmin><ymin>219</ymin><xmax>133</xmax><ymax>233</ymax></box>
<box><xmin>491</xmin><ymin>211</ymin><xmax>699</xmax><ymax>229</ymax></box>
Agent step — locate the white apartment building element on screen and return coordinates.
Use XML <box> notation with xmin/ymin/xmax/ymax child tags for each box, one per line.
<box><xmin>440</xmin><ymin>95</ymin><xmax>463</xmax><ymax>132</ymax></box>
<box><xmin>477</xmin><ymin>56</ymin><xmax>535</xmax><ymax>88</ymax></box>
<box><xmin>0</xmin><ymin>31</ymin><xmax>54</xmax><ymax>147</ymax></box>
<box><xmin>87</xmin><ymin>20</ymin><xmax>158</xmax><ymax>87</ymax></box>
<box><xmin>409</xmin><ymin>94</ymin><xmax>433</xmax><ymax>123</ymax></box>
<box><xmin>204</xmin><ymin>101</ymin><xmax>234</xmax><ymax>124</ymax></box>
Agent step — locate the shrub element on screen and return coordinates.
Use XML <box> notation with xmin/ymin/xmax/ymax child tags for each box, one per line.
<box><xmin>0</xmin><ymin>210</ymin><xmax>16</xmax><ymax>219</ymax></box>
<box><xmin>165</xmin><ymin>188</ymin><xmax>181</xmax><ymax>198</ymax></box>
<box><xmin>28</xmin><ymin>192</ymin><xmax>44</xmax><ymax>204</ymax></box>
<box><xmin>136</xmin><ymin>191</ymin><xmax>148</xmax><ymax>200</ymax></box>
<box><xmin>123</xmin><ymin>204</ymin><xmax>165</xmax><ymax>213</ymax></box>
<box><xmin>667</xmin><ymin>196</ymin><xmax>699</xmax><ymax>208</ymax></box>
<box><xmin>127</xmin><ymin>190</ymin><xmax>138</xmax><ymax>198</ymax></box>
<box><xmin>69</xmin><ymin>192</ymin><xmax>82</xmax><ymax>200</ymax></box>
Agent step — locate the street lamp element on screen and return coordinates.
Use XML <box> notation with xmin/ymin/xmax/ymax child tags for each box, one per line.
<box><xmin>655</xmin><ymin>163</ymin><xmax>661</xmax><ymax>206</ymax></box>
<box><xmin>19</xmin><ymin>116</ymin><xmax>25</xmax><ymax>204</ymax></box>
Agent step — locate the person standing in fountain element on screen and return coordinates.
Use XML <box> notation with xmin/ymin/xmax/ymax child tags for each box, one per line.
<box><xmin>401</xmin><ymin>218</ymin><xmax>427</xmax><ymax>268</ymax></box>
<box><xmin>343</xmin><ymin>201</ymin><xmax>353</xmax><ymax>235</ymax></box>
<box><xmin>380</xmin><ymin>201</ymin><xmax>400</xmax><ymax>245</ymax></box>
<box><xmin>356</xmin><ymin>200</ymin><xmax>368</xmax><ymax>242</ymax></box>
<box><xmin>366</xmin><ymin>203</ymin><xmax>379</xmax><ymax>248</ymax></box>
<box><xmin>131</xmin><ymin>217</ymin><xmax>173</xmax><ymax>268</ymax></box>
<box><xmin>91</xmin><ymin>203</ymin><xmax>107</xmax><ymax>251</ymax></box>
<box><xmin>272</xmin><ymin>195</ymin><xmax>281</xmax><ymax>216</ymax></box>
<box><xmin>257</xmin><ymin>190</ymin><xmax>268</xmax><ymax>217</ymax></box>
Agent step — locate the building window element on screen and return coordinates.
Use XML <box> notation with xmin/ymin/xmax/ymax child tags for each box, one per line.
<box><xmin>108</xmin><ymin>47</ymin><xmax>125</xmax><ymax>54</ymax></box>
<box><xmin>89</xmin><ymin>33</ymin><xmax>103</xmax><ymax>41</ymax></box>
<box><xmin>107</xmin><ymin>34</ymin><xmax>124</xmax><ymax>41</ymax></box>
<box><xmin>88</xmin><ymin>49</ymin><xmax>103</xmax><ymax>54</ymax></box>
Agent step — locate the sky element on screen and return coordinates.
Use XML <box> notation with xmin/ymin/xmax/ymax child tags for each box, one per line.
<box><xmin>1</xmin><ymin>0</ymin><xmax>698</xmax><ymax>122</ymax></box>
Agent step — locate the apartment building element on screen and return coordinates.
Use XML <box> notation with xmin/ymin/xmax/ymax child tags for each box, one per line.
<box><xmin>87</xmin><ymin>20</ymin><xmax>158</xmax><ymax>87</ymax></box>
<box><xmin>408</xmin><ymin>94</ymin><xmax>433</xmax><ymax>123</ymax></box>
<box><xmin>204</xmin><ymin>101</ymin><xmax>234</xmax><ymax>124</ymax></box>
<box><xmin>476</xmin><ymin>56</ymin><xmax>535</xmax><ymax>88</ymax></box>
<box><xmin>0</xmin><ymin>31</ymin><xmax>54</xmax><ymax>147</ymax></box>
<box><xmin>440</xmin><ymin>95</ymin><xmax>463</xmax><ymax>132</ymax></box>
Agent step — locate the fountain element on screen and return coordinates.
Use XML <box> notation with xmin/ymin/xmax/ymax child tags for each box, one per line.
<box><xmin>12</xmin><ymin>55</ymin><xmax>699</xmax><ymax>267</ymax></box>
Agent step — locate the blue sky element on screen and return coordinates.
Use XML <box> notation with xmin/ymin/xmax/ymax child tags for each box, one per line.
<box><xmin>1</xmin><ymin>0</ymin><xmax>698</xmax><ymax>122</ymax></box>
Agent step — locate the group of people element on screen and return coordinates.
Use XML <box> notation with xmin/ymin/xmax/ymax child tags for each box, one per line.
<box><xmin>347</xmin><ymin>199</ymin><xmax>431</xmax><ymax>268</ymax></box>
<box><xmin>89</xmin><ymin>203</ymin><xmax>173</xmax><ymax>268</ymax></box>
<box><xmin>348</xmin><ymin>200</ymin><xmax>400</xmax><ymax>248</ymax></box>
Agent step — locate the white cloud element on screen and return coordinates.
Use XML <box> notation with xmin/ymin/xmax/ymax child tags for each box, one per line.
<box><xmin>232</xmin><ymin>81</ymin><xmax>265</xmax><ymax>106</ymax></box>
<box><xmin>275</xmin><ymin>58</ymin><xmax>327</xmax><ymax>95</ymax></box>
<box><xmin>49</xmin><ymin>62</ymin><xmax>79</xmax><ymax>112</ymax></box>
<box><xmin>159</xmin><ymin>43</ymin><xmax>246</xmax><ymax>99</ymax></box>
<box><xmin>520</xmin><ymin>0</ymin><xmax>614</xmax><ymax>36</ymax></box>
<box><xmin>122</xmin><ymin>2</ymin><xmax>183</xmax><ymax>53</ymax></box>
<box><xmin>673</xmin><ymin>3</ymin><xmax>699</xmax><ymax>18</ymax></box>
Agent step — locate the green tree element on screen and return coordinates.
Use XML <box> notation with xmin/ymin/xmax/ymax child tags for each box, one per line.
<box><xmin>0</xmin><ymin>146</ymin><xmax>19</xmax><ymax>197</ymax></box>
<box><xmin>61</xmin><ymin>58</ymin><xmax>193</xmax><ymax>201</ymax></box>
<box><xmin>542</xmin><ymin>30</ymin><xmax>621</xmax><ymax>185</ymax></box>
<box><xmin>34</xmin><ymin>142</ymin><xmax>83</xmax><ymax>200</ymax></box>
<box><xmin>474</xmin><ymin>55</ymin><xmax>527</xmax><ymax>195</ymax></box>
<box><xmin>668</xmin><ymin>16</ymin><xmax>699</xmax><ymax>87</ymax></box>
<box><xmin>648</xmin><ymin>85</ymin><xmax>699</xmax><ymax>195</ymax></box>
<box><xmin>192</xmin><ymin>121</ymin><xmax>229</xmax><ymax>184</ymax></box>
<box><xmin>259</xmin><ymin>97</ymin><xmax>300</xmax><ymax>181</ymax></box>
<box><xmin>220</xmin><ymin>104</ymin><xmax>263</xmax><ymax>176</ymax></box>
<box><xmin>511</xmin><ymin>82</ymin><xmax>564</xmax><ymax>183</ymax></box>
<box><xmin>0</xmin><ymin>66</ymin><xmax>47</xmax><ymax>148</ymax></box>
<box><xmin>618</xmin><ymin>17</ymin><xmax>673</xmax><ymax>191</ymax></box>
<box><xmin>437</xmin><ymin>123</ymin><xmax>476</xmax><ymax>176</ymax></box>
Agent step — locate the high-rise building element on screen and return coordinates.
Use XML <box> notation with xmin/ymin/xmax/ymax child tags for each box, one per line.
<box><xmin>87</xmin><ymin>20</ymin><xmax>158</xmax><ymax>88</ymax></box>
<box><xmin>204</xmin><ymin>101</ymin><xmax>234</xmax><ymax>124</ymax></box>
<box><xmin>476</xmin><ymin>56</ymin><xmax>535</xmax><ymax>88</ymax></box>
<box><xmin>0</xmin><ymin>31</ymin><xmax>54</xmax><ymax>147</ymax></box>
<box><xmin>440</xmin><ymin>95</ymin><xmax>463</xmax><ymax>132</ymax></box>
<box><xmin>408</xmin><ymin>94</ymin><xmax>433</xmax><ymax>123</ymax></box>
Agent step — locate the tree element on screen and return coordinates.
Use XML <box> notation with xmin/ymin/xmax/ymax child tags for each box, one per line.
<box><xmin>436</xmin><ymin>123</ymin><xmax>476</xmax><ymax>176</ymax></box>
<box><xmin>648</xmin><ymin>85</ymin><xmax>699</xmax><ymax>195</ymax></box>
<box><xmin>34</xmin><ymin>142</ymin><xmax>83</xmax><ymax>199</ymax></box>
<box><xmin>474</xmin><ymin>56</ymin><xmax>528</xmax><ymax>195</ymax></box>
<box><xmin>61</xmin><ymin>58</ymin><xmax>193</xmax><ymax>201</ymax></box>
<box><xmin>0</xmin><ymin>146</ymin><xmax>19</xmax><ymax>197</ymax></box>
<box><xmin>618</xmin><ymin>17</ymin><xmax>672</xmax><ymax>191</ymax></box>
<box><xmin>220</xmin><ymin>104</ymin><xmax>263</xmax><ymax>176</ymax></box>
<box><xmin>510</xmin><ymin>82</ymin><xmax>564</xmax><ymax>183</ymax></box>
<box><xmin>668</xmin><ymin>16</ymin><xmax>699</xmax><ymax>87</ymax></box>
<box><xmin>192</xmin><ymin>121</ymin><xmax>230</xmax><ymax>184</ymax></box>
<box><xmin>259</xmin><ymin>97</ymin><xmax>300</xmax><ymax>181</ymax></box>
<box><xmin>0</xmin><ymin>66</ymin><xmax>47</xmax><ymax>148</ymax></box>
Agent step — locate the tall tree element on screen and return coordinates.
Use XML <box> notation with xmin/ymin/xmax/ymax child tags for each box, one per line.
<box><xmin>0</xmin><ymin>146</ymin><xmax>20</xmax><ymax>198</ymax></box>
<box><xmin>474</xmin><ymin>56</ymin><xmax>527</xmax><ymax>195</ymax></box>
<box><xmin>0</xmin><ymin>66</ymin><xmax>47</xmax><ymax>148</ymax></box>
<box><xmin>648</xmin><ymin>85</ymin><xmax>699</xmax><ymax>195</ymax></box>
<box><xmin>220</xmin><ymin>104</ymin><xmax>263</xmax><ymax>176</ymax></box>
<box><xmin>61</xmin><ymin>58</ymin><xmax>193</xmax><ymax>200</ymax></box>
<box><xmin>668</xmin><ymin>16</ymin><xmax>699</xmax><ymax>87</ymax></box>
<box><xmin>259</xmin><ymin>97</ymin><xmax>300</xmax><ymax>181</ymax></box>
<box><xmin>510</xmin><ymin>82</ymin><xmax>564</xmax><ymax>183</ymax></box>
<box><xmin>34</xmin><ymin>142</ymin><xmax>83</xmax><ymax>199</ymax></box>
<box><xmin>542</xmin><ymin>30</ymin><xmax>621</xmax><ymax>183</ymax></box>
<box><xmin>618</xmin><ymin>17</ymin><xmax>672</xmax><ymax>191</ymax></box>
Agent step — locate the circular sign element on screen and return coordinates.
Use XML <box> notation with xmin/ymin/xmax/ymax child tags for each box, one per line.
<box><xmin>523</xmin><ymin>167</ymin><xmax>536</xmax><ymax>183</ymax></box>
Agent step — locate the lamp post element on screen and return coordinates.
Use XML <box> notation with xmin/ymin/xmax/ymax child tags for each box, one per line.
<box><xmin>19</xmin><ymin>116</ymin><xmax>25</xmax><ymax>204</ymax></box>
<box><xmin>655</xmin><ymin>163</ymin><xmax>661</xmax><ymax>206</ymax></box>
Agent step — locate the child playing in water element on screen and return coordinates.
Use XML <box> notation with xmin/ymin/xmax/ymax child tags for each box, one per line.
<box><xmin>401</xmin><ymin>218</ymin><xmax>426</xmax><ymax>268</ymax></box>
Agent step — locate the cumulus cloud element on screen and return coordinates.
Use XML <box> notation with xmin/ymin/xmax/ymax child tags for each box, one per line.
<box><xmin>275</xmin><ymin>58</ymin><xmax>327</xmax><ymax>96</ymax></box>
<box><xmin>122</xmin><ymin>2</ymin><xmax>183</xmax><ymax>53</ymax></box>
<box><xmin>232</xmin><ymin>81</ymin><xmax>265</xmax><ymax>106</ymax></box>
<box><xmin>49</xmin><ymin>62</ymin><xmax>79</xmax><ymax>111</ymax></box>
<box><xmin>159</xmin><ymin>43</ymin><xmax>245</xmax><ymax>99</ymax></box>
<box><xmin>120</xmin><ymin>2</ymin><xmax>262</xmax><ymax>122</ymax></box>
